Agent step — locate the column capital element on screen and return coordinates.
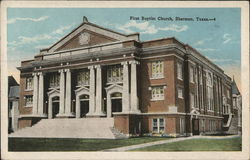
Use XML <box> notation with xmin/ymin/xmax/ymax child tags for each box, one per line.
<box><xmin>88</xmin><ymin>65</ymin><xmax>95</xmax><ymax>70</ymax></box>
<box><xmin>64</xmin><ymin>68</ymin><xmax>71</xmax><ymax>72</ymax></box>
<box><xmin>58</xmin><ymin>69</ymin><xmax>65</xmax><ymax>73</ymax></box>
<box><xmin>32</xmin><ymin>72</ymin><xmax>38</xmax><ymax>76</ymax></box>
<box><xmin>121</xmin><ymin>61</ymin><xmax>128</xmax><ymax>66</ymax></box>
<box><xmin>37</xmin><ymin>72</ymin><xmax>45</xmax><ymax>76</ymax></box>
<box><xmin>129</xmin><ymin>60</ymin><xmax>140</xmax><ymax>65</ymax></box>
<box><xmin>94</xmin><ymin>64</ymin><xmax>102</xmax><ymax>69</ymax></box>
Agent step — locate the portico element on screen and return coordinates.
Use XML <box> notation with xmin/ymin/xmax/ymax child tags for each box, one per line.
<box><xmin>32</xmin><ymin>58</ymin><xmax>141</xmax><ymax>119</ymax></box>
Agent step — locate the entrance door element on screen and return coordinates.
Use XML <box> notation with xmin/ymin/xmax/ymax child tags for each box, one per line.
<box><xmin>192</xmin><ymin>119</ymin><xmax>200</xmax><ymax>135</ymax></box>
<box><xmin>52</xmin><ymin>102</ymin><xmax>59</xmax><ymax>118</ymax></box>
<box><xmin>79</xmin><ymin>94</ymin><xmax>89</xmax><ymax>117</ymax></box>
<box><xmin>80</xmin><ymin>100</ymin><xmax>89</xmax><ymax>117</ymax></box>
<box><xmin>111</xmin><ymin>98</ymin><xmax>122</xmax><ymax>113</ymax></box>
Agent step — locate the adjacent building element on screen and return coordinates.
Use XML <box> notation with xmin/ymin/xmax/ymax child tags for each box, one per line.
<box><xmin>8</xmin><ymin>76</ymin><xmax>20</xmax><ymax>133</ymax></box>
<box><xmin>16</xmin><ymin>17</ymin><xmax>235</xmax><ymax>137</ymax></box>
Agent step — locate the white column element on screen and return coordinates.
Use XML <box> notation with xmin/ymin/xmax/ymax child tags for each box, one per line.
<box><xmin>65</xmin><ymin>69</ymin><xmax>73</xmax><ymax>116</ymax></box>
<box><xmin>129</xmin><ymin>60</ymin><xmax>140</xmax><ymax>113</ymax></box>
<box><xmin>48</xmin><ymin>97</ymin><xmax>53</xmax><ymax>119</ymax></box>
<box><xmin>58</xmin><ymin>69</ymin><xmax>65</xmax><ymax>115</ymax></box>
<box><xmin>122</xmin><ymin>61</ymin><xmax>130</xmax><ymax>113</ymax></box>
<box><xmin>32</xmin><ymin>72</ymin><xmax>38</xmax><ymax>115</ymax></box>
<box><xmin>107</xmin><ymin>94</ymin><xmax>112</xmax><ymax>117</ymax></box>
<box><xmin>38</xmin><ymin>72</ymin><xmax>44</xmax><ymax>116</ymax></box>
<box><xmin>75</xmin><ymin>95</ymin><xmax>80</xmax><ymax>118</ymax></box>
<box><xmin>94</xmin><ymin>65</ymin><xmax>105</xmax><ymax>116</ymax></box>
<box><xmin>87</xmin><ymin>66</ymin><xmax>96</xmax><ymax>116</ymax></box>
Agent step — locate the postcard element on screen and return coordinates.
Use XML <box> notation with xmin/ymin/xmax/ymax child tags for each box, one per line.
<box><xmin>1</xmin><ymin>1</ymin><xmax>249</xmax><ymax>160</ymax></box>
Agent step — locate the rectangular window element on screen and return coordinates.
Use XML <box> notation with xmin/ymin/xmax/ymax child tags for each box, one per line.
<box><xmin>180</xmin><ymin>118</ymin><xmax>185</xmax><ymax>134</ymax></box>
<box><xmin>107</xmin><ymin>65</ymin><xmax>123</xmax><ymax>83</ymax></box>
<box><xmin>152</xmin><ymin>119</ymin><xmax>158</xmax><ymax>132</ymax></box>
<box><xmin>190</xmin><ymin>93</ymin><xmax>195</xmax><ymax>108</ymax></box>
<box><xmin>26</xmin><ymin>77</ymin><xmax>33</xmax><ymax>90</ymax></box>
<box><xmin>77</xmin><ymin>70</ymin><xmax>90</xmax><ymax>86</ymax></box>
<box><xmin>199</xmin><ymin>71</ymin><xmax>203</xmax><ymax>85</ymax></box>
<box><xmin>152</xmin><ymin>118</ymin><xmax>165</xmax><ymax>133</ymax></box>
<box><xmin>201</xmin><ymin>119</ymin><xmax>205</xmax><ymax>132</ymax></box>
<box><xmin>152</xmin><ymin>61</ymin><xmax>164</xmax><ymax>79</ymax></box>
<box><xmin>49</xmin><ymin>74</ymin><xmax>60</xmax><ymax>88</ymax></box>
<box><xmin>178</xmin><ymin>88</ymin><xmax>183</xmax><ymax>99</ymax></box>
<box><xmin>25</xmin><ymin>95</ymin><xmax>33</xmax><ymax>107</ymax></box>
<box><xmin>151</xmin><ymin>86</ymin><xmax>164</xmax><ymax>100</ymax></box>
<box><xmin>227</xmin><ymin>89</ymin><xmax>230</xmax><ymax>99</ymax></box>
<box><xmin>177</xmin><ymin>63</ymin><xmax>183</xmax><ymax>80</ymax></box>
<box><xmin>189</xmin><ymin>66</ymin><xmax>194</xmax><ymax>83</ymax></box>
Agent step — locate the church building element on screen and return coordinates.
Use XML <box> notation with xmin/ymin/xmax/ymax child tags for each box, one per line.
<box><xmin>15</xmin><ymin>17</ymin><xmax>233</xmax><ymax>137</ymax></box>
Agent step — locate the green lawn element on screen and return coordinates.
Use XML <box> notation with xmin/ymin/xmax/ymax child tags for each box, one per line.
<box><xmin>8</xmin><ymin>137</ymin><xmax>169</xmax><ymax>151</ymax></box>
<box><xmin>132</xmin><ymin>137</ymin><xmax>242</xmax><ymax>151</ymax></box>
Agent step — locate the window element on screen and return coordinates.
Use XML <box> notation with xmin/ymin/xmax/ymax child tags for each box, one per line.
<box><xmin>25</xmin><ymin>95</ymin><xmax>33</xmax><ymax>107</ymax></box>
<box><xmin>189</xmin><ymin>66</ymin><xmax>194</xmax><ymax>83</ymax></box>
<box><xmin>199</xmin><ymin>70</ymin><xmax>203</xmax><ymax>85</ymax></box>
<box><xmin>178</xmin><ymin>88</ymin><xmax>183</xmax><ymax>99</ymax></box>
<box><xmin>49</xmin><ymin>74</ymin><xmax>60</xmax><ymax>88</ymax></box>
<box><xmin>107</xmin><ymin>65</ymin><xmax>123</xmax><ymax>83</ymax></box>
<box><xmin>227</xmin><ymin>89</ymin><xmax>230</xmax><ymax>99</ymax></box>
<box><xmin>152</xmin><ymin>61</ymin><xmax>164</xmax><ymax>79</ymax></box>
<box><xmin>207</xmin><ymin>72</ymin><xmax>213</xmax><ymax>111</ymax></box>
<box><xmin>151</xmin><ymin>86</ymin><xmax>164</xmax><ymax>100</ymax></box>
<box><xmin>190</xmin><ymin>93</ymin><xmax>195</xmax><ymax>108</ymax></box>
<box><xmin>180</xmin><ymin>118</ymin><xmax>185</xmax><ymax>134</ymax></box>
<box><xmin>77</xmin><ymin>70</ymin><xmax>90</xmax><ymax>86</ymax></box>
<box><xmin>152</xmin><ymin>118</ymin><xmax>165</xmax><ymax>133</ymax></box>
<box><xmin>200</xmin><ymin>119</ymin><xmax>205</xmax><ymax>132</ymax></box>
<box><xmin>26</xmin><ymin>77</ymin><xmax>33</xmax><ymax>90</ymax></box>
<box><xmin>177</xmin><ymin>63</ymin><xmax>183</xmax><ymax>80</ymax></box>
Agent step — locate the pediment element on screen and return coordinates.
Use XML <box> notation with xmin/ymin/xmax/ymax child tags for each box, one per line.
<box><xmin>45</xmin><ymin>22</ymin><xmax>139</xmax><ymax>53</ymax></box>
<box><xmin>105</xmin><ymin>84</ymin><xmax>123</xmax><ymax>94</ymax></box>
<box><xmin>47</xmin><ymin>89</ymin><xmax>60</xmax><ymax>97</ymax></box>
<box><xmin>75</xmin><ymin>86</ymin><xmax>90</xmax><ymax>96</ymax></box>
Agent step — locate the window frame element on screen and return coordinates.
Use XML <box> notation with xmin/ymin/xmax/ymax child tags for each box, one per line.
<box><xmin>177</xmin><ymin>88</ymin><xmax>183</xmax><ymax>99</ymax></box>
<box><xmin>190</xmin><ymin>93</ymin><xmax>195</xmax><ymax>108</ymax></box>
<box><xmin>152</xmin><ymin>118</ymin><xmax>165</xmax><ymax>133</ymax></box>
<box><xmin>189</xmin><ymin>66</ymin><xmax>194</xmax><ymax>83</ymax></box>
<box><xmin>77</xmin><ymin>70</ymin><xmax>90</xmax><ymax>86</ymax></box>
<box><xmin>151</xmin><ymin>61</ymin><xmax>164</xmax><ymax>79</ymax></box>
<box><xmin>24</xmin><ymin>95</ymin><xmax>33</xmax><ymax>107</ymax></box>
<box><xmin>107</xmin><ymin>65</ymin><xmax>123</xmax><ymax>83</ymax></box>
<box><xmin>151</xmin><ymin>86</ymin><xmax>165</xmax><ymax>101</ymax></box>
<box><xmin>177</xmin><ymin>62</ymin><xmax>183</xmax><ymax>80</ymax></box>
<box><xmin>49</xmin><ymin>73</ymin><xmax>60</xmax><ymax>88</ymax></box>
<box><xmin>25</xmin><ymin>77</ymin><xmax>33</xmax><ymax>91</ymax></box>
<box><xmin>180</xmin><ymin>118</ymin><xmax>185</xmax><ymax>134</ymax></box>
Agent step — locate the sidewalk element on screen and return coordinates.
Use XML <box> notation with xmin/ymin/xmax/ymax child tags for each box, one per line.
<box><xmin>102</xmin><ymin>135</ymin><xmax>240</xmax><ymax>152</ymax></box>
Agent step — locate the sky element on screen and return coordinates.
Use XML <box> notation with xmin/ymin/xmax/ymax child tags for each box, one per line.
<box><xmin>7</xmin><ymin>8</ymin><xmax>241</xmax><ymax>90</ymax></box>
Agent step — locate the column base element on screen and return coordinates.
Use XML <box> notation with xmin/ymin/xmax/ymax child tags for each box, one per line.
<box><xmin>88</xmin><ymin>112</ymin><xmax>106</xmax><ymax>117</ymax></box>
<box><xmin>56</xmin><ymin>113</ymin><xmax>75</xmax><ymax>118</ymax></box>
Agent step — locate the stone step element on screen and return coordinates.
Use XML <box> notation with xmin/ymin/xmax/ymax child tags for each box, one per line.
<box><xmin>9</xmin><ymin>118</ymin><xmax>125</xmax><ymax>139</ymax></box>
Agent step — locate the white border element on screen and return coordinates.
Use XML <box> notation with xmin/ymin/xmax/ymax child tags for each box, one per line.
<box><xmin>1</xmin><ymin>1</ymin><xmax>249</xmax><ymax>160</ymax></box>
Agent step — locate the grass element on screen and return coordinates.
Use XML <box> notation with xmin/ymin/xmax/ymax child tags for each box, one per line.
<box><xmin>8</xmin><ymin>137</ymin><xmax>169</xmax><ymax>151</ymax></box>
<box><xmin>132</xmin><ymin>137</ymin><xmax>242</xmax><ymax>151</ymax></box>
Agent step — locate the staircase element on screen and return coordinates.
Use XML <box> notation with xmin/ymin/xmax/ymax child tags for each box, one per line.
<box><xmin>224</xmin><ymin>116</ymin><xmax>239</xmax><ymax>135</ymax></box>
<box><xmin>9</xmin><ymin>118</ymin><xmax>127</xmax><ymax>139</ymax></box>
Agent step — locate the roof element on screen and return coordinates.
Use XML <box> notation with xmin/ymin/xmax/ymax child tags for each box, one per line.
<box><xmin>8</xmin><ymin>86</ymin><xmax>20</xmax><ymax>98</ymax></box>
<box><xmin>8</xmin><ymin>76</ymin><xmax>18</xmax><ymax>87</ymax></box>
<box><xmin>232</xmin><ymin>79</ymin><xmax>240</xmax><ymax>95</ymax></box>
